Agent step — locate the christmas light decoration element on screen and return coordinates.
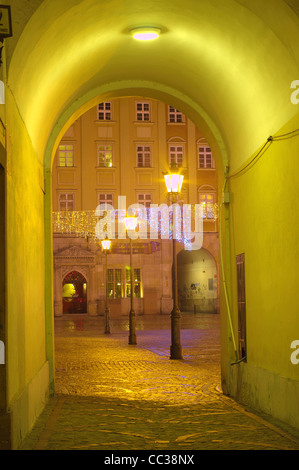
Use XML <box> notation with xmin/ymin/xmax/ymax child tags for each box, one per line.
<box><xmin>52</xmin><ymin>203</ymin><xmax>218</xmax><ymax>244</ymax></box>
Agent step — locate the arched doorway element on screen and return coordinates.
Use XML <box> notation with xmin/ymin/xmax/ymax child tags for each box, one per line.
<box><xmin>62</xmin><ymin>271</ymin><xmax>87</xmax><ymax>314</ymax></box>
<box><xmin>178</xmin><ymin>248</ymin><xmax>218</xmax><ymax>313</ymax></box>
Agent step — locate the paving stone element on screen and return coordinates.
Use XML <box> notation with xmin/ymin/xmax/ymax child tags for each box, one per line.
<box><xmin>20</xmin><ymin>314</ymin><xmax>299</xmax><ymax>451</ymax></box>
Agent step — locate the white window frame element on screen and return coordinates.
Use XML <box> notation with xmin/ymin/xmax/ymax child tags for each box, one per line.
<box><xmin>58</xmin><ymin>143</ymin><xmax>74</xmax><ymax>167</ymax></box>
<box><xmin>198</xmin><ymin>187</ymin><xmax>216</xmax><ymax>219</ymax></box>
<box><xmin>137</xmin><ymin>193</ymin><xmax>152</xmax><ymax>209</ymax></box>
<box><xmin>198</xmin><ymin>145</ymin><xmax>215</xmax><ymax>169</ymax></box>
<box><xmin>136</xmin><ymin>144</ymin><xmax>151</xmax><ymax>167</ymax></box>
<box><xmin>98</xmin><ymin>102</ymin><xmax>112</xmax><ymax>121</ymax></box>
<box><xmin>169</xmin><ymin>143</ymin><xmax>184</xmax><ymax>167</ymax></box>
<box><xmin>58</xmin><ymin>193</ymin><xmax>74</xmax><ymax>211</ymax></box>
<box><xmin>168</xmin><ymin>105</ymin><xmax>184</xmax><ymax>123</ymax></box>
<box><xmin>97</xmin><ymin>143</ymin><xmax>113</xmax><ymax>167</ymax></box>
<box><xmin>136</xmin><ymin>101</ymin><xmax>151</xmax><ymax>122</ymax></box>
<box><xmin>98</xmin><ymin>193</ymin><xmax>114</xmax><ymax>209</ymax></box>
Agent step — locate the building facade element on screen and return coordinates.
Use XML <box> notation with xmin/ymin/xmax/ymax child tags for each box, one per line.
<box><xmin>52</xmin><ymin>98</ymin><xmax>219</xmax><ymax>317</ymax></box>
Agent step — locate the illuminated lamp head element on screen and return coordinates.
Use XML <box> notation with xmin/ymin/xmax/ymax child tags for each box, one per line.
<box><xmin>101</xmin><ymin>236</ymin><xmax>111</xmax><ymax>251</ymax></box>
<box><xmin>164</xmin><ymin>163</ymin><xmax>184</xmax><ymax>194</ymax></box>
<box><xmin>124</xmin><ymin>214</ymin><xmax>138</xmax><ymax>231</ymax></box>
<box><xmin>130</xmin><ymin>27</ymin><xmax>161</xmax><ymax>41</ymax></box>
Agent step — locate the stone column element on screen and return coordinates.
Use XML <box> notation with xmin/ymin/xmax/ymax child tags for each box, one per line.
<box><xmin>88</xmin><ymin>265</ymin><xmax>97</xmax><ymax>315</ymax></box>
<box><xmin>54</xmin><ymin>265</ymin><xmax>63</xmax><ymax>316</ymax></box>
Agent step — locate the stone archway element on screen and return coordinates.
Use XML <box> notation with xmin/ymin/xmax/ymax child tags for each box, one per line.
<box><xmin>3</xmin><ymin>0</ymin><xmax>299</xmax><ymax>448</ymax></box>
<box><xmin>62</xmin><ymin>270</ymin><xmax>87</xmax><ymax>314</ymax></box>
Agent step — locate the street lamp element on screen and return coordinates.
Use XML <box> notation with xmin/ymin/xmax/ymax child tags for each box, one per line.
<box><xmin>164</xmin><ymin>164</ymin><xmax>184</xmax><ymax>360</ymax></box>
<box><xmin>101</xmin><ymin>236</ymin><xmax>111</xmax><ymax>334</ymax></box>
<box><xmin>124</xmin><ymin>215</ymin><xmax>138</xmax><ymax>345</ymax></box>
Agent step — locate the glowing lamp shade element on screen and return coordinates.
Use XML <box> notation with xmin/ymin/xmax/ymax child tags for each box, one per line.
<box><xmin>131</xmin><ymin>27</ymin><xmax>160</xmax><ymax>41</ymax></box>
<box><xmin>164</xmin><ymin>173</ymin><xmax>184</xmax><ymax>193</ymax></box>
<box><xmin>101</xmin><ymin>237</ymin><xmax>111</xmax><ymax>251</ymax></box>
<box><xmin>124</xmin><ymin>215</ymin><xmax>138</xmax><ymax>231</ymax></box>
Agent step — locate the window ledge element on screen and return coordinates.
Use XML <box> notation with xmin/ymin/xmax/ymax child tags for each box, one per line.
<box><xmin>133</xmin><ymin>121</ymin><xmax>155</xmax><ymax>125</ymax></box>
<box><xmin>197</xmin><ymin>168</ymin><xmax>216</xmax><ymax>171</ymax></box>
<box><xmin>167</xmin><ymin>122</ymin><xmax>186</xmax><ymax>125</ymax></box>
<box><xmin>96</xmin><ymin>166</ymin><xmax>116</xmax><ymax>169</ymax></box>
<box><xmin>134</xmin><ymin>166</ymin><xmax>154</xmax><ymax>170</ymax></box>
<box><xmin>94</xmin><ymin>120</ymin><xmax>117</xmax><ymax>124</ymax></box>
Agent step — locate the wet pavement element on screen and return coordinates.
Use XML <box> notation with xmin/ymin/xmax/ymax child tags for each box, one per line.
<box><xmin>20</xmin><ymin>313</ymin><xmax>299</xmax><ymax>452</ymax></box>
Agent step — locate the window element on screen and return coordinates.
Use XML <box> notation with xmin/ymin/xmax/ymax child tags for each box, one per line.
<box><xmin>98</xmin><ymin>144</ymin><xmax>113</xmax><ymax>167</ymax></box>
<box><xmin>136</xmin><ymin>102</ymin><xmax>150</xmax><ymax>121</ymax></box>
<box><xmin>137</xmin><ymin>145</ymin><xmax>151</xmax><ymax>167</ymax></box>
<box><xmin>198</xmin><ymin>146</ymin><xmax>214</xmax><ymax>169</ymax></box>
<box><xmin>199</xmin><ymin>193</ymin><xmax>215</xmax><ymax>219</ymax></box>
<box><xmin>98</xmin><ymin>102</ymin><xmax>112</xmax><ymax>120</ymax></box>
<box><xmin>98</xmin><ymin>193</ymin><xmax>114</xmax><ymax>209</ymax></box>
<box><xmin>126</xmin><ymin>268</ymin><xmax>141</xmax><ymax>298</ymax></box>
<box><xmin>108</xmin><ymin>268</ymin><xmax>122</xmax><ymax>298</ymax></box>
<box><xmin>168</xmin><ymin>106</ymin><xmax>184</xmax><ymax>123</ymax></box>
<box><xmin>59</xmin><ymin>193</ymin><xmax>74</xmax><ymax>211</ymax></box>
<box><xmin>137</xmin><ymin>193</ymin><xmax>152</xmax><ymax>209</ymax></box>
<box><xmin>236</xmin><ymin>253</ymin><xmax>247</xmax><ymax>361</ymax></box>
<box><xmin>59</xmin><ymin>144</ymin><xmax>74</xmax><ymax>167</ymax></box>
<box><xmin>169</xmin><ymin>144</ymin><xmax>184</xmax><ymax>167</ymax></box>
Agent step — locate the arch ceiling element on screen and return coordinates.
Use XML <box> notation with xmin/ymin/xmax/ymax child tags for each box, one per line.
<box><xmin>7</xmin><ymin>0</ymin><xmax>299</xmax><ymax>171</ymax></box>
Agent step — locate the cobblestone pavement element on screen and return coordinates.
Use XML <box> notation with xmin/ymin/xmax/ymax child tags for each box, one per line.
<box><xmin>20</xmin><ymin>314</ymin><xmax>299</xmax><ymax>452</ymax></box>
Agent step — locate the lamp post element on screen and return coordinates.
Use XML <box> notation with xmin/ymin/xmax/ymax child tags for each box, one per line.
<box><xmin>164</xmin><ymin>164</ymin><xmax>184</xmax><ymax>360</ymax></box>
<box><xmin>101</xmin><ymin>236</ymin><xmax>111</xmax><ymax>334</ymax></box>
<box><xmin>124</xmin><ymin>215</ymin><xmax>138</xmax><ymax>345</ymax></box>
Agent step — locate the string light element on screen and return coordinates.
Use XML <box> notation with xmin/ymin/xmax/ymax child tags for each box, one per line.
<box><xmin>52</xmin><ymin>204</ymin><xmax>218</xmax><ymax>243</ymax></box>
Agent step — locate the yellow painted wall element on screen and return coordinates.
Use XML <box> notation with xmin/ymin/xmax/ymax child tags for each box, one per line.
<box><xmin>5</xmin><ymin>89</ymin><xmax>49</xmax><ymax>448</ymax></box>
<box><xmin>227</xmin><ymin>113</ymin><xmax>299</xmax><ymax>427</ymax></box>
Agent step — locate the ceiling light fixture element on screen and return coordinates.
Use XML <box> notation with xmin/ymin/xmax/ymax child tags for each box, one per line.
<box><xmin>130</xmin><ymin>27</ymin><xmax>161</xmax><ymax>41</ymax></box>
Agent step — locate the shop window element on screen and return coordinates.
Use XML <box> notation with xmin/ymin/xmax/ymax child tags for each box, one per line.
<box><xmin>126</xmin><ymin>268</ymin><xmax>141</xmax><ymax>298</ymax></box>
<box><xmin>108</xmin><ymin>268</ymin><xmax>122</xmax><ymax>298</ymax></box>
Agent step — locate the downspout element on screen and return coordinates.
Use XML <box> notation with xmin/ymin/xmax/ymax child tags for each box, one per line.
<box><xmin>219</xmin><ymin>172</ymin><xmax>238</xmax><ymax>364</ymax></box>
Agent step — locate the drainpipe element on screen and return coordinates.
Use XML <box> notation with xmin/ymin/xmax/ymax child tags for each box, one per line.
<box><xmin>219</xmin><ymin>173</ymin><xmax>238</xmax><ymax>372</ymax></box>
